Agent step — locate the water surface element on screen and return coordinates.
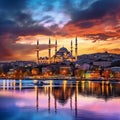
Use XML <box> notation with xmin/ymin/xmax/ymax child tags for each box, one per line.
<box><xmin>0</xmin><ymin>79</ymin><xmax>120</xmax><ymax>120</ymax></box>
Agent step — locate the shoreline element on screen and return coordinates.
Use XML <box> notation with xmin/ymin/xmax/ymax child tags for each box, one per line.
<box><xmin>0</xmin><ymin>77</ymin><xmax>120</xmax><ymax>81</ymax></box>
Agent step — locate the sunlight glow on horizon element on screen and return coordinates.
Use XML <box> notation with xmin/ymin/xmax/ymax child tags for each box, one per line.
<box><xmin>14</xmin><ymin>34</ymin><xmax>120</xmax><ymax>61</ymax></box>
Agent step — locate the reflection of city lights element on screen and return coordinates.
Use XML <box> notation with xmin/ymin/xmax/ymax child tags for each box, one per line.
<box><xmin>106</xmin><ymin>83</ymin><xmax>109</xmax><ymax>95</ymax></box>
<box><xmin>102</xmin><ymin>81</ymin><xmax>104</xmax><ymax>95</ymax></box>
<box><xmin>50</xmin><ymin>80</ymin><xmax>53</xmax><ymax>93</ymax></box>
<box><xmin>34</xmin><ymin>80</ymin><xmax>38</xmax><ymax>84</ymax></box>
<box><xmin>19</xmin><ymin>80</ymin><xmax>22</xmax><ymax>91</ymax></box>
<box><xmin>88</xmin><ymin>81</ymin><xmax>91</xmax><ymax>91</ymax></box>
<box><xmin>110</xmin><ymin>83</ymin><xmax>112</xmax><ymax>93</ymax></box>
<box><xmin>34</xmin><ymin>85</ymin><xmax>37</xmax><ymax>91</ymax></box>
<box><xmin>14</xmin><ymin>80</ymin><xmax>16</xmax><ymax>90</ymax></box>
<box><xmin>91</xmin><ymin>82</ymin><xmax>94</xmax><ymax>94</ymax></box>
<box><xmin>76</xmin><ymin>81</ymin><xmax>79</xmax><ymax>95</ymax></box>
<box><xmin>63</xmin><ymin>80</ymin><xmax>67</xmax><ymax>93</ymax></box>
<box><xmin>7</xmin><ymin>80</ymin><xmax>9</xmax><ymax>90</ymax></box>
<box><xmin>106</xmin><ymin>81</ymin><xmax>109</xmax><ymax>85</ymax></box>
<box><xmin>82</xmin><ymin>81</ymin><xmax>85</xmax><ymax>92</ymax></box>
<box><xmin>44</xmin><ymin>86</ymin><xmax>48</xmax><ymax>94</ymax></box>
<box><xmin>3</xmin><ymin>80</ymin><xmax>6</xmax><ymax>91</ymax></box>
<box><xmin>10</xmin><ymin>80</ymin><xmax>13</xmax><ymax>87</ymax></box>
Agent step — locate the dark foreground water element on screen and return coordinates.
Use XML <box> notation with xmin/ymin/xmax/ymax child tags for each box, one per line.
<box><xmin>0</xmin><ymin>79</ymin><xmax>120</xmax><ymax>120</ymax></box>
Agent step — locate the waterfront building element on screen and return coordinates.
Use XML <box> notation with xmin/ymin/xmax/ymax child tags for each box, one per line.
<box><xmin>59</xmin><ymin>66</ymin><xmax>72</xmax><ymax>75</ymax></box>
<box><xmin>42</xmin><ymin>66</ymin><xmax>52</xmax><ymax>76</ymax></box>
<box><xmin>31</xmin><ymin>68</ymin><xmax>39</xmax><ymax>75</ymax></box>
<box><xmin>111</xmin><ymin>67</ymin><xmax>120</xmax><ymax>78</ymax></box>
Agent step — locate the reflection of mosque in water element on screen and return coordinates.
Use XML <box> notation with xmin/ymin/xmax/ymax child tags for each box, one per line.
<box><xmin>34</xmin><ymin>81</ymin><xmax>120</xmax><ymax>103</ymax></box>
<box><xmin>2</xmin><ymin>80</ymin><xmax>120</xmax><ymax>116</ymax></box>
<box><xmin>35</xmin><ymin>81</ymin><xmax>77</xmax><ymax>113</ymax></box>
<box><xmin>34</xmin><ymin>80</ymin><xmax>120</xmax><ymax>116</ymax></box>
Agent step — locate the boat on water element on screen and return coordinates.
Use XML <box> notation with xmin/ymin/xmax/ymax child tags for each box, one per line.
<box><xmin>33</xmin><ymin>80</ymin><xmax>77</xmax><ymax>86</ymax></box>
<box><xmin>34</xmin><ymin>81</ymin><xmax>45</xmax><ymax>86</ymax></box>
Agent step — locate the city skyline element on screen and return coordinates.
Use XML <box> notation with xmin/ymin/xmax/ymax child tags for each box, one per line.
<box><xmin>0</xmin><ymin>0</ymin><xmax>120</xmax><ymax>61</ymax></box>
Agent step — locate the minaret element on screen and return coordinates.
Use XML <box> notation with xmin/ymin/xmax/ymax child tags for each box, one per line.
<box><xmin>75</xmin><ymin>36</ymin><xmax>78</xmax><ymax>61</ymax></box>
<box><xmin>55</xmin><ymin>40</ymin><xmax>57</xmax><ymax>54</ymax></box>
<box><xmin>36</xmin><ymin>40</ymin><xmax>39</xmax><ymax>64</ymax></box>
<box><xmin>71</xmin><ymin>40</ymin><xmax>73</xmax><ymax>56</ymax></box>
<box><xmin>48</xmin><ymin>38</ymin><xmax>51</xmax><ymax>64</ymax></box>
<box><xmin>54</xmin><ymin>40</ymin><xmax>57</xmax><ymax>62</ymax></box>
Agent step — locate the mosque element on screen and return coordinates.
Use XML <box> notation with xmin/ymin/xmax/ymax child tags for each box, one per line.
<box><xmin>36</xmin><ymin>37</ymin><xmax>78</xmax><ymax>64</ymax></box>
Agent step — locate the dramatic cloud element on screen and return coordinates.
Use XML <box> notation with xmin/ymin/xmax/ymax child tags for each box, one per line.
<box><xmin>0</xmin><ymin>0</ymin><xmax>120</xmax><ymax>61</ymax></box>
<box><xmin>69</xmin><ymin>0</ymin><xmax>120</xmax><ymax>21</ymax></box>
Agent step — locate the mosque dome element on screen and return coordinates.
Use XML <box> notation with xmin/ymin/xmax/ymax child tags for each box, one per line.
<box><xmin>58</xmin><ymin>47</ymin><xmax>69</xmax><ymax>53</ymax></box>
<box><xmin>53</xmin><ymin>46</ymin><xmax>74</xmax><ymax>61</ymax></box>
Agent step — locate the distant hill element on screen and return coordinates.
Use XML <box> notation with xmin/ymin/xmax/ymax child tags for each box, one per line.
<box><xmin>77</xmin><ymin>52</ymin><xmax>120</xmax><ymax>64</ymax></box>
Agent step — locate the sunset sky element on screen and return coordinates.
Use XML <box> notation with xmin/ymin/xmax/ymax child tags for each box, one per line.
<box><xmin>0</xmin><ymin>0</ymin><xmax>120</xmax><ymax>61</ymax></box>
